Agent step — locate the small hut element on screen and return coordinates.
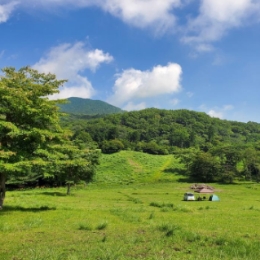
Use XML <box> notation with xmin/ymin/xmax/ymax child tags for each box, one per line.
<box><xmin>195</xmin><ymin>188</ymin><xmax>214</xmax><ymax>194</ymax></box>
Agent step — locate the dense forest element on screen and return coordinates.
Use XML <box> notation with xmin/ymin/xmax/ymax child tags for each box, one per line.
<box><xmin>63</xmin><ymin>108</ymin><xmax>260</xmax><ymax>153</ymax></box>
<box><xmin>61</xmin><ymin>108</ymin><xmax>260</xmax><ymax>183</ymax></box>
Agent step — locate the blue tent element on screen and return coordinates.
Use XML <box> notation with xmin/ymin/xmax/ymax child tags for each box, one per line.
<box><xmin>209</xmin><ymin>194</ymin><xmax>220</xmax><ymax>201</ymax></box>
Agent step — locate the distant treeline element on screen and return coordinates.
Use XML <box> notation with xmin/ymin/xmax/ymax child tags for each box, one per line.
<box><xmin>62</xmin><ymin>108</ymin><xmax>260</xmax><ymax>154</ymax></box>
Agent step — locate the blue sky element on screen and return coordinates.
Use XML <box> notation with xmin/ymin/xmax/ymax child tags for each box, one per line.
<box><xmin>0</xmin><ymin>0</ymin><xmax>260</xmax><ymax>122</ymax></box>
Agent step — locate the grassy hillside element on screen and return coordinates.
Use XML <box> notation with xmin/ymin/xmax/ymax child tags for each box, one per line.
<box><xmin>2</xmin><ymin>151</ymin><xmax>260</xmax><ymax>259</ymax></box>
<box><xmin>94</xmin><ymin>151</ymin><xmax>184</xmax><ymax>184</ymax></box>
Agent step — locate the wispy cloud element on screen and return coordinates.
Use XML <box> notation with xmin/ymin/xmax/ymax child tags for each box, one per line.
<box><xmin>0</xmin><ymin>2</ymin><xmax>18</xmax><ymax>23</ymax></box>
<box><xmin>0</xmin><ymin>50</ymin><xmax>5</xmax><ymax>59</ymax></box>
<box><xmin>2</xmin><ymin>0</ymin><xmax>260</xmax><ymax>51</ymax></box>
<box><xmin>200</xmin><ymin>104</ymin><xmax>234</xmax><ymax>119</ymax></box>
<box><xmin>223</xmin><ymin>104</ymin><xmax>234</xmax><ymax>111</ymax></box>
<box><xmin>186</xmin><ymin>91</ymin><xmax>193</xmax><ymax>98</ymax></box>
<box><xmin>182</xmin><ymin>0</ymin><xmax>260</xmax><ymax>52</ymax></box>
<box><xmin>208</xmin><ymin>110</ymin><xmax>224</xmax><ymax>119</ymax></box>
<box><xmin>171</xmin><ymin>98</ymin><xmax>180</xmax><ymax>106</ymax></box>
<box><xmin>33</xmin><ymin>41</ymin><xmax>113</xmax><ymax>100</ymax></box>
<box><xmin>4</xmin><ymin>0</ymin><xmax>181</xmax><ymax>33</ymax></box>
<box><xmin>107</xmin><ymin>62</ymin><xmax>182</xmax><ymax>108</ymax></box>
<box><xmin>96</xmin><ymin>0</ymin><xmax>181</xmax><ymax>33</ymax></box>
<box><xmin>123</xmin><ymin>101</ymin><xmax>147</xmax><ymax>111</ymax></box>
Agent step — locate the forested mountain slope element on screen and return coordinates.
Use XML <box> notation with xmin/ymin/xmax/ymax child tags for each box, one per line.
<box><xmin>65</xmin><ymin>108</ymin><xmax>260</xmax><ymax>154</ymax></box>
<box><xmin>59</xmin><ymin>97</ymin><xmax>124</xmax><ymax>115</ymax></box>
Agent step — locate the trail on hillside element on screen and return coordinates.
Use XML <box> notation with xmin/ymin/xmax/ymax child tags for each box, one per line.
<box><xmin>95</xmin><ymin>151</ymin><xmax>182</xmax><ymax>184</ymax></box>
<box><xmin>151</xmin><ymin>157</ymin><xmax>174</xmax><ymax>182</ymax></box>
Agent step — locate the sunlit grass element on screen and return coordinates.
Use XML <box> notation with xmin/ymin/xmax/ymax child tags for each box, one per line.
<box><xmin>1</xmin><ymin>151</ymin><xmax>260</xmax><ymax>259</ymax></box>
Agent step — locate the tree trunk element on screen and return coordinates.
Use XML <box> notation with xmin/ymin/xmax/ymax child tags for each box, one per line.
<box><xmin>67</xmin><ymin>182</ymin><xmax>71</xmax><ymax>195</ymax></box>
<box><xmin>0</xmin><ymin>173</ymin><xmax>6</xmax><ymax>209</ymax></box>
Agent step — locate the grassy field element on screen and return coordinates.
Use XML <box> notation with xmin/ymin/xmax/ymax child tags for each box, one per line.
<box><xmin>1</xmin><ymin>151</ymin><xmax>260</xmax><ymax>259</ymax></box>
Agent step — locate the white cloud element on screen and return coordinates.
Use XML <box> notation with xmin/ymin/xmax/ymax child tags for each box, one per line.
<box><xmin>3</xmin><ymin>0</ymin><xmax>181</xmax><ymax>32</ymax></box>
<box><xmin>96</xmin><ymin>0</ymin><xmax>181</xmax><ymax>33</ymax></box>
<box><xmin>47</xmin><ymin>85</ymin><xmax>90</xmax><ymax>101</ymax></box>
<box><xmin>2</xmin><ymin>0</ymin><xmax>260</xmax><ymax>51</ymax></box>
<box><xmin>123</xmin><ymin>101</ymin><xmax>146</xmax><ymax>111</ymax></box>
<box><xmin>223</xmin><ymin>105</ymin><xmax>234</xmax><ymax>111</ymax></box>
<box><xmin>195</xmin><ymin>43</ymin><xmax>214</xmax><ymax>53</ymax></box>
<box><xmin>201</xmin><ymin>104</ymin><xmax>234</xmax><ymax>119</ymax></box>
<box><xmin>107</xmin><ymin>63</ymin><xmax>182</xmax><ymax>107</ymax></box>
<box><xmin>33</xmin><ymin>41</ymin><xmax>113</xmax><ymax>100</ymax></box>
<box><xmin>34</xmin><ymin>42</ymin><xmax>113</xmax><ymax>77</ymax></box>
<box><xmin>183</xmin><ymin>0</ymin><xmax>260</xmax><ymax>51</ymax></box>
<box><xmin>208</xmin><ymin>110</ymin><xmax>223</xmax><ymax>119</ymax></box>
<box><xmin>0</xmin><ymin>2</ymin><xmax>18</xmax><ymax>23</ymax></box>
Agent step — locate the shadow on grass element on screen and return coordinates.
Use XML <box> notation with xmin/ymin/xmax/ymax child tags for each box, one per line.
<box><xmin>177</xmin><ymin>177</ymin><xmax>194</xmax><ymax>183</ymax></box>
<box><xmin>38</xmin><ymin>191</ymin><xmax>67</xmax><ymax>197</ymax></box>
<box><xmin>163</xmin><ymin>167</ymin><xmax>187</xmax><ymax>175</ymax></box>
<box><xmin>17</xmin><ymin>191</ymin><xmax>67</xmax><ymax>197</ymax></box>
<box><xmin>162</xmin><ymin>167</ymin><xmax>193</xmax><ymax>183</ymax></box>
<box><xmin>1</xmin><ymin>205</ymin><xmax>56</xmax><ymax>212</ymax></box>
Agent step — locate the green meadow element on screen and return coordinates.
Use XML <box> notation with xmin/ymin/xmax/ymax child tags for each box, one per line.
<box><xmin>1</xmin><ymin>151</ymin><xmax>260</xmax><ymax>260</ymax></box>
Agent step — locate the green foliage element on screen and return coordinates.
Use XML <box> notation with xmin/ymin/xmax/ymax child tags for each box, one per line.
<box><xmin>177</xmin><ymin>144</ymin><xmax>260</xmax><ymax>183</ymax></box>
<box><xmin>141</xmin><ymin>141</ymin><xmax>168</xmax><ymax>155</ymax></box>
<box><xmin>62</xmin><ymin>107</ymin><xmax>260</xmax><ymax>157</ymax></box>
<box><xmin>0</xmin><ymin>67</ymin><xmax>99</xmax><ymax>206</ymax></box>
<box><xmin>101</xmin><ymin>139</ymin><xmax>124</xmax><ymax>154</ymax></box>
<box><xmin>241</xmin><ymin>147</ymin><xmax>260</xmax><ymax>182</ymax></box>
<box><xmin>189</xmin><ymin>151</ymin><xmax>221</xmax><ymax>182</ymax></box>
<box><xmin>50</xmin><ymin>143</ymin><xmax>100</xmax><ymax>194</ymax></box>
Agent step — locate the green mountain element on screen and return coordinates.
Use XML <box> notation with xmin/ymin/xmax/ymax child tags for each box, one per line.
<box><xmin>59</xmin><ymin>97</ymin><xmax>124</xmax><ymax>115</ymax></box>
<box><xmin>78</xmin><ymin>107</ymin><xmax>260</xmax><ymax>153</ymax></box>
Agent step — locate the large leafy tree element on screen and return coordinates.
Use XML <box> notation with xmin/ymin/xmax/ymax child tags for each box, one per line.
<box><xmin>0</xmin><ymin>67</ymin><xmax>98</xmax><ymax>208</ymax></box>
<box><xmin>50</xmin><ymin>142</ymin><xmax>100</xmax><ymax>194</ymax></box>
<box><xmin>211</xmin><ymin>145</ymin><xmax>243</xmax><ymax>183</ymax></box>
<box><xmin>189</xmin><ymin>151</ymin><xmax>221</xmax><ymax>182</ymax></box>
<box><xmin>242</xmin><ymin>147</ymin><xmax>260</xmax><ymax>182</ymax></box>
<box><xmin>101</xmin><ymin>139</ymin><xmax>124</xmax><ymax>154</ymax></box>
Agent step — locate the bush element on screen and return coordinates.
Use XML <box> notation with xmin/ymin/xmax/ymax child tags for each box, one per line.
<box><xmin>101</xmin><ymin>139</ymin><xmax>124</xmax><ymax>154</ymax></box>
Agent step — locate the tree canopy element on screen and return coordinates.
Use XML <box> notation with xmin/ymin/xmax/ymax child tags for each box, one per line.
<box><xmin>0</xmin><ymin>67</ymin><xmax>99</xmax><ymax>208</ymax></box>
<box><xmin>61</xmin><ymin>107</ymin><xmax>260</xmax><ymax>155</ymax></box>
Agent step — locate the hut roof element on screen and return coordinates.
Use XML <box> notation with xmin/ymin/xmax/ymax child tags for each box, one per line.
<box><xmin>195</xmin><ymin>188</ymin><xmax>214</xmax><ymax>193</ymax></box>
<box><xmin>190</xmin><ymin>183</ymin><xmax>214</xmax><ymax>190</ymax></box>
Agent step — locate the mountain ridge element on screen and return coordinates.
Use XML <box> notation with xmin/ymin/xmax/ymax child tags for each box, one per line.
<box><xmin>59</xmin><ymin>97</ymin><xmax>124</xmax><ymax>115</ymax></box>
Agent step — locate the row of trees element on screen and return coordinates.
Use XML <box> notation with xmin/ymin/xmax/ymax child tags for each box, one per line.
<box><xmin>0</xmin><ymin>67</ymin><xmax>99</xmax><ymax>209</ymax></box>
